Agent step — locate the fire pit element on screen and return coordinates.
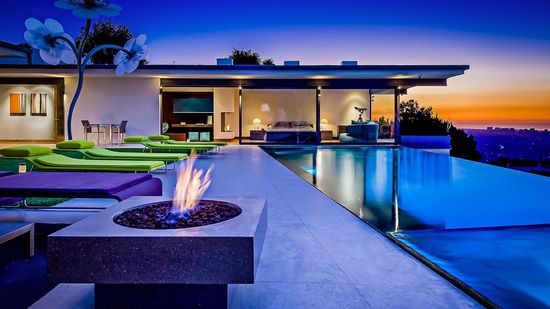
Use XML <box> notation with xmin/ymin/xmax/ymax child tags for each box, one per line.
<box><xmin>46</xmin><ymin>155</ymin><xmax>267</xmax><ymax>309</ymax></box>
<box><xmin>48</xmin><ymin>196</ymin><xmax>267</xmax><ymax>309</ymax></box>
<box><xmin>114</xmin><ymin>200</ymin><xmax>242</xmax><ymax>229</ymax></box>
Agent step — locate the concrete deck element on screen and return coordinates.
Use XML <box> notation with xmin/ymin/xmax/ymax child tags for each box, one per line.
<box><xmin>184</xmin><ymin>146</ymin><xmax>478</xmax><ymax>308</ymax></box>
<box><xmin>30</xmin><ymin>145</ymin><xmax>479</xmax><ymax>308</ymax></box>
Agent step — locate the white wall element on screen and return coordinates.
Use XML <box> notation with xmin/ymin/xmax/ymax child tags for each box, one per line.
<box><xmin>213</xmin><ymin>88</ymin><xmax>238</xmax><ymax>139</ymax></box>
<box><xmin>320</xmin><ymin>89</ymin><xmax>370</xmax><ymax>136</ymax></box>
<box><xmin>65</xmin><ymin>77</ymin><xmax>161</xmax><ymax>140</ymax></box>
<box><xmin>0</xmin><ymin>84</ymin><xmax>55</xmax><ymax>140</ymax></box>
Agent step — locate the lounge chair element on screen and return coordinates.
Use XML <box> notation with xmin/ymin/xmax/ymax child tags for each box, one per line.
<box><xmin>124</xmin><ymin>136</ymin><xmax>217</xmax><ymax>154</ymax></box>
<box><xmin>148</xmin><ymin>134</ymin><xmax>228</xmax><ymax>146</ymax></box>
<box><xmin>0</xmin><ymin>146</ymin><xmax>164</xmax><ymax>173</ymax></box>
<box><xmin>53</xmin><ymin>140</ymin><xmax>187</xmax><ymax>168</ymax></box>
<box><xmin>164</xmin><ymin>140</ymin><xmax>228</xmax><ymax>146</ymax></box>
<box><xmin>0</xmin><ymin>171</ymin><xmax>24</xmax><ymax>206</ymax></box>
<box><xmin>0</xmin><ymin>172</ymin><xmax>162</xmax><ymax>203</ymax></box>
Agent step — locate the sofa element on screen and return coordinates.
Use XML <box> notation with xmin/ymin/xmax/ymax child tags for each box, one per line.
<box><xmin>339</xmin><ymin>122</ymin><xmax>380</xmax><ymax>143</ymax></box>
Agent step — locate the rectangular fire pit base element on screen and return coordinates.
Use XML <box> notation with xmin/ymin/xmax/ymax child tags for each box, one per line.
<box><xmin>95</xmin><ymin>284</ymin><xmax>227</xmax><ymax>309</ymax></box>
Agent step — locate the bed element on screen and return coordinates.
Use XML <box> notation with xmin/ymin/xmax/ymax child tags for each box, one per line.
<box><xmin>265</xmin><ymin>121</ymin><xmax>317</xmax><ymax>143</ymax></box>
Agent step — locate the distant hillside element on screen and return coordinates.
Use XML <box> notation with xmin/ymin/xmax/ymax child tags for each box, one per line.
<box><xmin>465</xmin><ymin>128</ymin><xmax>550</xmax><ymax>161</ymax></box>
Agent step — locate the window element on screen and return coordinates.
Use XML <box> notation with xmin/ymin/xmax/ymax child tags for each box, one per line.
<box><xmin>10</xmin><ymin>93</ymin><xmax>28</xmax><ymax>116</ymax></box>
<box><xmin>31</xmin><ymin>93</ymin><xmax>47</xmax><ymax>116</ymax></box>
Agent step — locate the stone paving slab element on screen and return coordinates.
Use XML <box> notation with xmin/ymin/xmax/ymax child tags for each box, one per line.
<box><xmin>32</xmin><ymin>145</ymin><xmax>480</xmax><ymax>308</ymax></box>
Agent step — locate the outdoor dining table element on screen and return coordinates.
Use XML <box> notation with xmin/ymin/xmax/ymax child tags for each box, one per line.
<box><xmin>91</xmin><ymin>123</ymin><xmax>120</xmax><ymax>146</ymax></box>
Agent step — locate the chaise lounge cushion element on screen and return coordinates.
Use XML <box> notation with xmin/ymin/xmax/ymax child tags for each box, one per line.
<box><xmin>148</xmin><ymin>135</ymin><xmax>169</xmax><ymax>141</ymax></box>
<box><xmin>84</xmin><ymin>148</ymin><xmax>187</xmax><ymax>161</ymax></box>
<box><xmin>33</xmin><ymin>154</ymin><xmax>164</xmax><ymax>171</ymax></box>
<box><xmin>56</xmin><ymin>140</ymin><xmax>96</xmax><ymax>149</ymax></box>
<box><xmin>143</xmin><ymin>141</ymin><xmax>216</xmax><ymax>151</ymax></box>
<box><xmin>0</xmin><ymin>146</ymin><xmax>52</xmax><ymax>157</ymax></box>
<box><xmin>124</xmin><ymin>136</ymin><xmax>148</xmax><ymax>143</ymax></box>
<box><xmin>0</xmin><ymin>172</ymin><xmax>160</xmax><ymax>200</ymax></box>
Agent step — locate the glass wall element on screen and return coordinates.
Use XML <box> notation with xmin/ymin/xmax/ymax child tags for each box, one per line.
<box><xmin>371</xmin><ymin>89</ymin><xmax>396</xmax><ymax>142</ymax></box>
<box><xmin>241</xmin><ymin>89</ymin><xmax>317</xmax><ymax>144</ymax></box>
<box><xmin>319</xmin><ymin>89</ymin><xmax>395</xmax><ymax>143</ymax></box>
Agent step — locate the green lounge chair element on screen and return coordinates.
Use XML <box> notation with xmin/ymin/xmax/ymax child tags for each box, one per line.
<box><xmin>53</xmin><ymin>140</ymin><xmax>187</xmax><ymax>167</ymax></box>
<box><xmin>164</xmin><ymin>140</ymin><xmax>228</xmax><ymax>147</ymax></box>
<box><xmin>147</xmin><ymin>134</ymin><xmax>228</xmax><ymax>147</ymax></box>
<box><xmin>141</xmin><ymin>141</ymin><xmax>217</xmax><ymax>154</ymax></box>
<box><xmin>124</xmin><ymin>136</ymin><xmax>217</xmax><ymax>154</ymax></box>
<box><xmin>0</xmin><ymin>146</ymin><xmax>164</xmax><ymax>173</ymax></box>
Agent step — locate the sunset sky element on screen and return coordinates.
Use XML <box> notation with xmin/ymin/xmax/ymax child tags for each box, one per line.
<box><xmin>2</xmin><ymin>0</ymin><xmax>549</xmax><ymax>129</ymax></box>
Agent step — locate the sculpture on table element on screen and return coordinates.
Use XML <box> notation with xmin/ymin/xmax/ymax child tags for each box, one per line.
<box><xmin>354</xmin><ymin>106</ymin><xmax>368</xmax><ymax>123</ymax></box>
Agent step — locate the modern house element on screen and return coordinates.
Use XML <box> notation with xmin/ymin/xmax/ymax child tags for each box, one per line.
<box><xmin>0</xmin><ymin>58</ymin><xmax>468</xmax><ymax>144</ymax></box>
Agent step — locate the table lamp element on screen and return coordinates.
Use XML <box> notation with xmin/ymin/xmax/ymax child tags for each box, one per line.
<box><xmin>320</xmin><ymin>118</ymin><xmax>328</xmax><ymax>129</ymax></box>
<box><xmin>253</xmin><ymin>118</ymin><xmax>262</xmax><ymax>130</ymax></box>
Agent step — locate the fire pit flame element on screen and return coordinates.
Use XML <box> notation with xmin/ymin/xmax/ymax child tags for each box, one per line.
<box><xmin>172</xmin><ymin>151</ymin><xmax>213</xmax><ymax>219</ymax></box>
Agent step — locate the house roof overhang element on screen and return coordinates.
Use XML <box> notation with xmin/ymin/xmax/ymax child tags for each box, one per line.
<box><xmin>0</xmin><ymin>41</ymin><xmax>31</xmax><ymax>59</ymax></box>
<box><xmin>0</xmin><ymin>64</ymin><xmax>469</xmax><ymax>91</ymax></box>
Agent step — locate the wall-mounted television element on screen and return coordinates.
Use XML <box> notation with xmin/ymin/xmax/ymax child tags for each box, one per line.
<box><xmin>173</xmin><ymin>93</ymin><xmax>213</xmax><ymax>113</ymax></box>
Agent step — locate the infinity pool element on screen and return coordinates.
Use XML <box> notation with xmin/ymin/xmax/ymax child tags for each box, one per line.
<box><xmin>263</xmin><ymin>145</ymin><xmax>550</xmax><ymax>308</ymax></box>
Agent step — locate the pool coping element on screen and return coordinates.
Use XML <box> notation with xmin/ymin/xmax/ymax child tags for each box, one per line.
<box><xmin>262</xmin><ymin>144</ymin><xmax>498</xmax><ymax>308</ymax></box>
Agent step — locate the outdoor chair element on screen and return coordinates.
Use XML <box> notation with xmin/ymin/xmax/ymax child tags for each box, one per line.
<box><xmin>81</xmin><ymin>120</ymin><xmax>104</xmax><ymax>142</ymax></box>
<box><xmin>112</xmin><ymin>120</ymin><xmax>128</xmax><ymax>145</ymax></box>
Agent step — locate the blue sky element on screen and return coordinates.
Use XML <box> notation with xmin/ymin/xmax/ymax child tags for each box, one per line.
<box><xmin>3</xmin><ymin>0</ymin><xmax>550</xmax><ymax>46</ymax></box>
<box><xmin>1</xmin><ymin>0</ymin><xmax>550</xmax><ymax>128</ymax></box>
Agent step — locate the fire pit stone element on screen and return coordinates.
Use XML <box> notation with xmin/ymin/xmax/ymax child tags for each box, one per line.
<box><xmin>47</xmin><ymin>195</ymin><xmax>267</xmax><ymax>308</ymax></box>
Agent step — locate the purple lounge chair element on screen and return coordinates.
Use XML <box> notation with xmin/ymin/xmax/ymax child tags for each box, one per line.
<box><xmin>0</xmin><ymin>172</ymin><xmax>162</xmax><ymax>202</ymax></box>
<box><xmin>0</xmin><ymin>171</ymin><xmax>24</xmax><ymax>205</ymax></box>
<box><xmin>0</xmin><ymin>171</ymin><xmax>14</xmax><ymax>178</ymax></box>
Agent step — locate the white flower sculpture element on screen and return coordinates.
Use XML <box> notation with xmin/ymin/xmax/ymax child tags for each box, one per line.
<box><xmin>54</xmin><ymin>0</ymin><xmax>121</xmax><ymax>18</ymax></box>
<box><xmin>23</xmin><ymin>0</ymin><xmax>148</xmax><ymax>140</ymax></box>
<box><xmin>24</xmin><ymin>18</ymin><xmax>76</xmax><ymax>65</ymax></box>
<box><xmin>114</xmin><ymin>34</ymin><xmax>149</xmax><ymax>76</ymax></box>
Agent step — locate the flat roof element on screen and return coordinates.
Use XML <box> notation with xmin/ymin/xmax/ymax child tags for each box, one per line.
<box><xmin>0</xmin><ymin>41</ymin><xmax>31</xmax><ymax>58</ymax></box>
<box><xmin>0</xmin><ymin>63</ymin><xmax>469</xmax><ymax>90</ymax></box>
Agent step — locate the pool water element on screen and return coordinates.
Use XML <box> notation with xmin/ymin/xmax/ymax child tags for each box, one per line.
<box><xmin>263</xmin><ymin>145</ymin><xmax>550</xmax><ymax>307</ymax></box>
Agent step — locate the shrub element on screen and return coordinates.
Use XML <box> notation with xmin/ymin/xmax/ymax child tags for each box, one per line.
<box><xmin>400</xmin><ymin>99</ymin><xmax>482</xmax><ymax>161</ymax></box>
<box><xmin>399</xmin><ymin>100</ymin><xmax>449</xmax><ymax>136</ymax></box>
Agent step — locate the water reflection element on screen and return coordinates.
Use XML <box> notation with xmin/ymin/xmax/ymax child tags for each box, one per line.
<box><xmin>265</xmin><ymin>145</ymin><xmax>550</xmax><ymax>232</ymax></box>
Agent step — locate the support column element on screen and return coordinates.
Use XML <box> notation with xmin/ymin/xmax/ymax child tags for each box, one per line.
<box><xmin>238</xmin><ymin>86</ymin><xmax>243</xmax><ymax>144</ymax></box>
<box><xmin>316</xmin><ymin>87</ymin><xmax>321</xmax><ymax>144</ymax></box>
<box><xmin>394</xmin><ymin>88</ymin><xmax>401</xmax><ymax>144</ymax></box>
<box><xmin>368</xmin><ymin>89</ymin><xmax>372</xmax><ymax>121</ymax></box>
<box><xmin>158</xmin><ymin>86</ymin><xmax>163</xmax><ymax>135</ymax></box>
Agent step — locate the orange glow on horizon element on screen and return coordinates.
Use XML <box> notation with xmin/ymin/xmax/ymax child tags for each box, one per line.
<box><xmin>404</xmin><ymin>90</ymin><xmax>550</xmax><ymax>129</ymax></box>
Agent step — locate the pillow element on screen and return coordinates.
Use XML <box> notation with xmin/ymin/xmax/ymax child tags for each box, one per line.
<box><xmin>56</xmin><ymin>140</ymin><xmax>95</xmax><ymax>149</ymax></box>
<box><xmin>124</xmin><ymin>136</ymin><xmax>148</xmax><ymax>143</ymax></box>
<box><xmin>148</xmin><ymin>135</ymin><xmax>169</xmax><ymax>141</ymax></box>
<box><xmin>0</xmin><ymin>146</ymin><xmax>52</xmax><ymax>157</ymax></box>
<box><xmin>290</xmin><ymin>121</ymin><xmax>312</xmax><ymax>127</ymax></box>
<box><xmin>274</xmin><ymin>121</ymin><xmax>290</xmax><ymax>128</ymax></box>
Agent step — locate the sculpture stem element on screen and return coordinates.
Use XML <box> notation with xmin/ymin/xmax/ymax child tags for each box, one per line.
<box><xmin>50</xmin><ymin>34</ymin><xmax>80</xmax><ymax>140</ymax></box>
<box><xmin>77</xmin><ymin>19</ymin><xmax>91</xmax><ymax>56</ymax></box>
<box><xmin>62</xmin><ymin>42</ymin><xmax>131</xmax><ymax>140</ymax></box>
